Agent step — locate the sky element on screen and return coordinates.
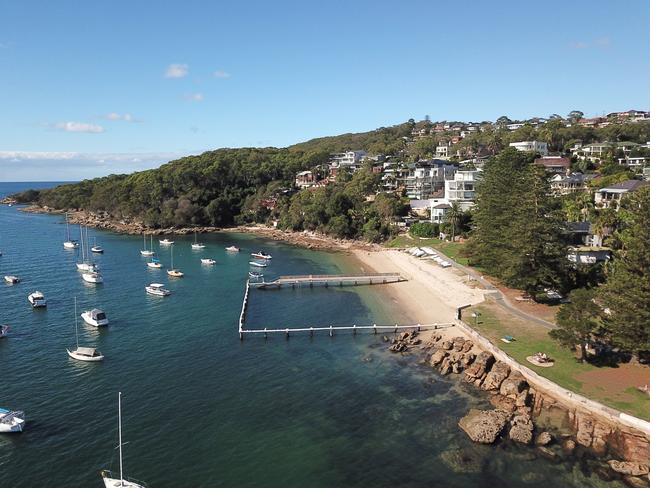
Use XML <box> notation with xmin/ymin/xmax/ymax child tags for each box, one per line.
<box><xmin>0</xmin><ymin>0</ymin><xmax>649</xmax><ymax>181</ymax></box>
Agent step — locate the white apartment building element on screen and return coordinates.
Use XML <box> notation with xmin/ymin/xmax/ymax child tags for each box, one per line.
<box><xmin>404</xmin><ymin>162</ymin><xmax>456</xmax><ymax>200</ymax></box>
<box><xmin>509</xmin><ymin>141</ymin><xmax>549</xmax><ymax>156</ymax></box>
<box><xmin>429</xmin><ymin>170</ymin><xmax>480</xmax><ymax>221</ymax></box>
<box><xmin>329</xmin><ymin>151</ymin><xmax>367</xmax><ymax>167</ymax></box>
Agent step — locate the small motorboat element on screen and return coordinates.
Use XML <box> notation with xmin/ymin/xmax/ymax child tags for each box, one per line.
<box><xmin>167</xmin><ymin>269</ymin><xmax>184</xmax><ymax>278</ymax></box>
<box><xmin>28</xmin><ymin>291</ymin><xmax>47</xmax><ymax>308</ymax></box>
<box><xmin>0</xmin><ymin>325</ymin><xmax>9</xmax><ymax>338</ymax></box>
<box><xmin>4</xmin><ymin>275</ymin><xmax>20</xmax><ymax>284</ymax></box>
<box><xmin>0</xmin><ymin>408</ymin><xmax>26</xmax><ymax>433</ymax></box>
<box><xmin>82</xmin><ymin>272</ymin><xmax>104</xmax><ymax>284</ymax></box>
<box><xmin>159</xmin><ymin>238</ymin><xmax>174</xmax><ymax>246</ymax></box>
<box><xmin>248</xmin><ymin>271</ymin><xmax>264</xmax><ymax>279</ymax></box>
<box><xmin>91</xmin><ymin>245</ymin><xmax>104</xmax><ymax>253</ymax></box>
<box><xmin>225</xmin><ymin>246</ymin><xmax>240</xmax><ymax>252</ymax></box>
<box><xmin>201</xmin><ymin>258</ymin><xmax>216</xmax><ymax>265</ymax></box>
<box><xmin>249</xmin><ymin>261</ymin><xmax>267</xmax><ymax>268</ymax></box>
<box><xmin>63</xmin><ymin>240</ymin><xmax>79</xmax><ymax>249</ymax></box>
<box><xmin>147</xmin><ymin>258</ymin><xmax>162</xmax><ymax>269</ymax></box>
<box><xmin>81</xmin><ymin>309</ymin><xmax>109</xmax><ymax>327</ymax></box>
<box><xmin>67</xmin><ymin>346</ymin><xmax>104</xmax><ymax>362</ymax></box>
<box><xmin>251</xmin><ymin>251</ymin><xmax>272</xmax><ymax>260</ymax></box>
<box><xmin>145</xmin><ymin>283</ymin><xmax>170</xmax><ymax>296</ymax></box>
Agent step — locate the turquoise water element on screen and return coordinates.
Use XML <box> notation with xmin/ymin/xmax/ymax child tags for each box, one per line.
<box><xmin>0</xmin><ymin>183</ymin><xmax>624</xmax><ymax>487</ymax></box>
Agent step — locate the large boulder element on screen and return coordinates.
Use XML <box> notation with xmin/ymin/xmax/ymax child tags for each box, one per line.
<box><xmin>452</xmin><ymin>337</ymin><xmax>466</xmax><ymax>351</ymax></box>
<box><xmin>489</xmin><ymin>394</ymin><xmax>517</xmax><ymax>413</ymax></box>
<box><xmin>508</xmin><ymin>414</ymin><xmax>534</xmax><ymax>444</ymax></box>
<box><xmin>481</xmin><ymin>361</ymin><xmax>511</xmax><ymax>391</ymax></box>
<box><xmin>607</xmin><ymin>461</ymin><xmax>650</xmax><ymax>477</ymax></box>
<box><xmin>535</xmin><ymin>431</ymin><xmax>553</xmax><ymax>446</ymax></box>
<box><xmin>499</xmin><ymin>371</ymin><xmax>528</xmax><ymax>398</ymax></box>
<box><xmin>464</xmin><ymin>351</ymin><xmax>495</xmax><ymax>382</ymax></box>
<box><xmin>461</xmin><ymin>340</ymin><xmax>474</xmax><ymax>353</ymax></box>
<box><xmin>429</xmin><ymin>348</ymin><xmax>448</xmax><ymax>367</ymax></box>
<box><xmin>458</xmin><ymin>408</ymin><xmax>512</xmax><ymax>444</ymax></box>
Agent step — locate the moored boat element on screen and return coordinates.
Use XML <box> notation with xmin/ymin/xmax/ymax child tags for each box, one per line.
<box><xmin>0</xmin><ymin>408</ymin><xmax>25</xmax><ymax>433</ymax></box>
<box><xmin>251</xmin><ymin>251</ymin><xmax>272</xmax><ymax>260</ymax></box>
<box><xmin>159</xmin><ymin>238</ymin><xmax>174</xmax><ymax>245</ymax></box>
<box><xmin>4</xmin><ymin>275</ymin><xmax>20</xmax><ymax>284</ymax></box>
<box><xmin>248</xmin><ymin>271</ymin><xmax>263</xmax><ymax>279</ymax></box>
<box><xmin>81</xmin><ymin>309</ymin><xmax>109</xmax><ymax>327</ymax></box>
<box><xmin>82</xmin><ymin>271</ymin><xmax>104</xmax><ymax>284</ymax></box>
<box><xmin>147</xmin><ymin>258</ymin><xmax>162</xmax><ymax>269</ymax></box>
<box><xmin>249</xmin><ymin>261</ymin><xmax>267</xmax><ymax>268</ymax></box>
<box><xmin>67</xmin><ymin>297</ymin><xmax>104</xmax><ymax>362</ymax></box>
<box><xmin>201</xmin><ymin>258</ymin><xmax>216</xmax><ymax>265</ymax></box>
<box><xmin>145</xmin><ymin>283</ymin><xmax>170</xmax><ymax>296</ymax></box>
<box><xmin>140</xmin><ymin>233</ymin><xmax>155</xmax><ymax>257</ymax></box>
<box><xmin>166</xmin><ymin>245</ymin><xmax>183</xmax><ymax>277</ymax></box>
<box><xmin>225</xmin><ymin>245</ymin><xmax>240</xmax><ymax>252</ymax></box>
<box><xmin>0</xmin><ymin>325</ymin><xmax>9</xmax><ymax>338</ymax></box>
<box><xmin>63</xmin><ymin>212</ymin><xmax>79</xmax><ymax>249</ymax></box>
<box><xmin>28</xmin><ymin>291</ymin><xmax>47</xmax><ymax>308</ymax></box>
<box><xmin>191</xmin><ymin>231</ymin><xmax>205</xmax><ymax>250</ymax></box>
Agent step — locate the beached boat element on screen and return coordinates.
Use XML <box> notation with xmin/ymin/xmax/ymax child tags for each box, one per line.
<box><xmin>159</xmin><ymin>238</ymin><xmax>174</xmax><ymax>246</ymax></box>
<box><xmin>0</xmin><ymin>325</ymin><xmax>9</xmax><ymax>338</ymax></box>
<box><xmin>0</xmin><ymin>408</ymin><xmax>25</xmax><ymax>433</ymax></box>
<box><xmin>167</xmin><ymin>246</ymin><xmax>183</xmax><ymax>277</ymax></box>
<box><xmin>140</xmin><ymin>233</ymin><xmax>155</xmax><ymax>257</ymax></box>
<box><xmin>100</xmin><ymin>392</ymin><xmax>147</xmax><ymax>488</ymax></box>
<box><xmin>249</xmin><ymin>261</ymin><xmax>267</xmax><ymax>268</ymax></box>
<box><xmin>248</xmin><ymin>271</ymin><xmax>263</xmax><ymax>279</ymax></box>
<box><xmin>67</xmin><ymin>298</ymin><xmax>104</xmax><ymax>362</ymax></box>
<box><xmin>81</xmin><ymin>309</ymin><xmax>109</xmax><ymax>327</ymax></box>
<box><xmin>251</xmin><ymin>251</ymin><xmax>272</xmax><ymax>260</ymax></box>
<box><xmin>63</xmin><ymin>213</ymin><xmax>79</xmax><ymax>249</ymax></box>
<box><xmin>4</xmin><ymin>275</ymin><xmax>20</xmax><ymax>284</ymax></box>
<box><xmin>145</xmin><ymin>283</ymin><xmax>170</xmax><ymax>296</ymax></box>
<box><xmin>82</xmin><ymin>271</ymin><xmax>104</xmax><ymax>284</ymax></box>
<box><xmin>225</xmin><ymin>245</ymin><xmax>240</xmax><ymax>252</ymax></box>
<box><xmin>147</xmin><ymin>257</ymin><xmax>162</xmax><ymax>269</ymax></box>
<box><xmin>28</xmin><ymin>291</ymin><xmax>47</xmax><ymax>308</ymax></box>
<box><xmin>191</xmin><ymin>231</ymin><xmax>205</xmax><ymax>250</ymax></box>
<box><xmin>201</xmin><ymin>258</ymin><xmax>216</xmax><ymax>265</ymax></box>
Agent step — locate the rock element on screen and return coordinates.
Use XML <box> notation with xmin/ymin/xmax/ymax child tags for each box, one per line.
<box><xmin>576</xmin><ymin>415</ymin><xmax>595</xmax><ymax>448</ymax></box>
<box><xmin>515</xmin><ymin>390</ymin><xmax>529</xmax><ymax>407</ymax></box>
<box><xmin>592</xmin><ymin>422</ymin><xmax>613</xmax><ymax>456</ymax></box>
<box><xmin>535</xmin><ymin>431</ymin><xmax>553</xmax><ymax>446</ymax></box>
<box><xmin>438</xmin><ymin>448</ymin><xmax>484</xmax><ymax>474</ymax></box>
<box><xmin>489</xmin><ymin>395</ymin><xmax>517</xmax><ymax>413</ymax></box>
<box><xmin>536</xmin><ymin>446</ymin><xmax>560</xmax><ymax>462</ymax></box>
<box><xmin>399</xmin><ymin>331</ymin><xmax>410</xmax><ymax>341</ymax></box>
<box><xmin>452</xmin><ymin>337</ymin><xmax>465</xmax><ymax>351</ymax></box>
<box><xmin>429</xmin><ymin>349</ymin><xmax>448</xmax><ymax>366</ymax></box>
<box><xmin>464</xmin><ymin>351</ymin><xmax>495</xmax><ymax>382</ymax></box>
<box><xmin>458</xmin><ymin>408</ymin><xmax>512</xmax><ymax>444</ymax></box>
<box><xmin>461</xmin><ymin>340</ymin><xmax>474</xmax><ymax>353</ymax></box>
<box><xmin>462</xmin><ymin>353</ymin><xmax>476</xmax><ymax>366</ymax></box>
<box><xmin>509</xmin><ymin>414</ymin><xmax>534</xmax><ymax>444</ymax></box>
<box><xmin>608</xmin><ymin>461</ymin><xmax>650</xmax><ymax>477</ymax></box>
<box><xmin>439</xmin><ymin>357</ymin><xmax>453</xmax><ymax>375</ymax></box>
<box><xmin>452</xmin><ymin>361</ymin><xmax>463</xmax><ymax>374</ymax></box>
<box><xmin>382</xmin><ymin>335</ymin><xmax>389</xmax><ymax>342</ymax></box>
<box><xmin>481</xmin><ymin>361</ymin><xmax>511</xmax><ymax>391</ymax></box>
<box><xmin>622</xmin><ymin>476</ymin><xmax>649</xmax><ymax>488</ymax></box>
<box><xmin>562</xmin><ymin>438</ymin><xmax>577</xmax><ymax>455</ymax></box>
<box><xmin>441</xmin><ymin>340</ymin><xmax>453</xmax><ymax>350</ymax></box>
<box><xmin>499</xmin><ymin>371</ymin><xmax>527</xmax><ymax>398</ymax></box>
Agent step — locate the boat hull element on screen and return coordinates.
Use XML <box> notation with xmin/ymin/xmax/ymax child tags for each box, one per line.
<box><xmin>249</xmin><ymin>261</ymin><xmax>267</xmax><ymax>267</ymax></box>
<box><xmin>140</xmin><ymin>250</ymin><xmax>155</xmax><ymax>257</ymax></box>
<box><xmin>82</xmin><ymin>273</ymin><xmax>104</xmax><ymax>284</ymax></box>
<box><xmin>81</xmin><ymin>313</ymin><xmax>109</xmax><ymax>327</ymax></box>
<box><xmin>4</xmin><ymin>276</ymin><xmax>20</xmax><ymax>284</ymax></box>
<box><xmin>63</xmin><ymin>241</ymin><xmax>79</xmax><ymax>249</ymax></box>
<box><xmin>0</xmin><ymin>417</ymin><xmax>25</xmax><ymax>433</ymax></box>
<box><xmin>167</xmin><ymin>270</ymin><xmax>184</xmax><ymax>277</ymax></box>
<box><xmin>101</xmin><ymin>471</ymin><xmax>146</xmax><ymax>488</ymax></box>
<box><xmin>67</xmin><ymin>349</ymin><xmax>104</xmax><ymax>362</ymax></box>
<box><xmin>147</xmin><ymin>263</ymin><xmax>162</xmax><ymax>269</ymax></box>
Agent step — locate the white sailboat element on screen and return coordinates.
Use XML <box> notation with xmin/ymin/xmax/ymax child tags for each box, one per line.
<box><xmin>191</xmin><ymin>231</ymin><xmax>205</xmax><ymax>250</ymax></box>
<box><xmin>63</xmin><ymin>213</ymin><xmax>79</xmax><ymax>249</ymax></box>
<box><xmin>159</xmin><ymin>237</ymin><xmax>174</xmax><ymax>246</ymax></box>
<box><xmin>67</xmin><ymin>297</ymin><xmax>104</xmax><ymax>362</ymax></box>
<box><xmin>100</xmin><ymin>392</ymin><xmax>147</xmax><ymax>488</ymax></box>
<box><xmin>91</xmin><ymin>236</ymin><xmax>104</xmax><ymax>253</ymax></box>
<box><xmin>167</xmin><ymin>245</ymin><xmax>183</xmax><ymax>277</ymax></box>
<box><xmin>225</xmin><ymin>245</ymin><xmax>240</xmax><ymax>252</ymax></box>
<box><xmin>82</xmin><ymin>271</ymin><xmax>104</xmax><ymax>284</ymax></box>
<box><xmin>4</xmin><ymin>275</ymin><xmax>20</xmax><ymax>284</ymax></box>
<box><xmin>140</xmin><ymin>233</ymin><xmax>155</xmax><ymax>257</ymax></box>
<box><xmin>77</xmin><ymin>226</ymin><xmax>98</xmax><ymax>272</ymax></box>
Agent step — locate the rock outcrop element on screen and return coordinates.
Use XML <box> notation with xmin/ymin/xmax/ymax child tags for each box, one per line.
<box><xmin>464</xmin><ymin>351</ymin><xmax>495</xmax><ymax>385</ymax></box>
<box><xmin>458</xmin><ymin>408</ymin><xmax>512</xmax><ymax>444</ymax></box>
<box><xmin>508</xmin><ymin>414</ymin><xmax>534</xmax><ymax>444</ymax></box>
<box><xmin>607</xmin><ymin>461</ymin><xmax>650</xmax><ymax>477</ymax></box>
<box><xmin>481</xmin><ymin>361</ymin><xmax>511</xmax><ymax>391</ymax></box>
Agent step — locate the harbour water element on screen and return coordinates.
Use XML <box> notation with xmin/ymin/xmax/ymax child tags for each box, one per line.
<box><xmin>0</xmin><ymin>183</ymin><xmax>625</xmax><ymax>487</ymax></box>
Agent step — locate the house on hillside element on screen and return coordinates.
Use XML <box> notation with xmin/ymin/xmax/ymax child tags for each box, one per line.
<box><xmin>404</xmin><ymin>160</ymin><xmax>456</xmax><ymax>200</ymax></box>
<box><xmin>509</xmin><ymin>141</ymin><xmax>549</xmax><ymax>155</ymax></box>
<box><xmin>295</xmin><ymin>170</ymin><xmax>317</xmax><ymax>189</ymax></box>
<box><xmin>534</xmin><ymin>156</ymin><xmax>571</xmax><ymax>175</ymax></box>
<box><xmin>550</xmin><ymin>173</ymin><xmax>588</xmax><ymax>195</ymax></box>
<box><xmin>428</xmin><ymin>169</ymin><xmax>480</xmax><ymax>220</ymax></box>
<box><xmin>572</xmin><ymin>142</ymin><xmax>639</xmax><ymax>162</ymax></box>
<box><xmin>594</xmin><ymin>180</ymin><xmax>648</xmax><ymax>209</ymax></box>
<box><xmin>430</xmin><ymin>203</ymin><xmax>451</xmax><ymax>223</ymax></box>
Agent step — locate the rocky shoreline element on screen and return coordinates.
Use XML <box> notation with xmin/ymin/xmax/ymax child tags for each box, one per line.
<box><xmin>387</xmin><ymin>330</ymin><xmax>650</xmax><ymax>487</ymax></box>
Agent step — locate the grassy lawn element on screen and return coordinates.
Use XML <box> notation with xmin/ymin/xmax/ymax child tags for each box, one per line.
<box><xmin>385</xmin><ymin>234</ymin><xmax>470</xmax><ymax>265</ymax></box>
<box><xmin>468</xmin><ymin>302</ymin><xmax>650</xmax><ymax>421</ymax></box>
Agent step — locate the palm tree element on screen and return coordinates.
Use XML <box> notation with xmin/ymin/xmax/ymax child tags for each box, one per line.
<box><xmin>445</xmin><ymin>201</ymin><xmax>463</xmax><ymax>242</ymax></box>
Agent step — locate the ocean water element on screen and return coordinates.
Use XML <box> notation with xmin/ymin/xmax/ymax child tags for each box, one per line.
<box><xmin>0</xmin><ymin>183</ymin><xmax>624</xmax><ymax>487</ymax></box>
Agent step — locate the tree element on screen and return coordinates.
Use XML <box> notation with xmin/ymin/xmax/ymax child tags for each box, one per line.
<box><xmin>567</xmin><ymin>110</ymin><xmax>584</xmax><ymax>123</ymax></box>
<box><xmin>444</xmin><ymin>201</ymin><xmax>462</xmax><ymax>241</ymax></box>
<box><xmin>550</xmin><ymin>288</ymin><xmax>602</xmax><ymax>361</ymax></box>
<box><xmin>599</xmin><ymin>187</ymin><xmax>650</xmax><ymax>357</ymax></box>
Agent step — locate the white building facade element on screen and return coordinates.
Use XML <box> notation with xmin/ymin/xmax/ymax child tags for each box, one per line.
<box><xmin>509</xmin><ymin>141</ymin><xmax>549</xmax><ymax>155</ymax></box>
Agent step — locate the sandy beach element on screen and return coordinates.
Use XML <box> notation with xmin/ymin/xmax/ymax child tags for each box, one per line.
<box><xmin>352</xmin><ymin>249</ymin><xmax>487</xmax><ymax>331</ymax></box>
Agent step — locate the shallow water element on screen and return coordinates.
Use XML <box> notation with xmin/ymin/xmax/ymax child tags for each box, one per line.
<box><xmin>0</xmin><ymin>183</ymin><xmax>625</xmax><ymax>487</ymax></box>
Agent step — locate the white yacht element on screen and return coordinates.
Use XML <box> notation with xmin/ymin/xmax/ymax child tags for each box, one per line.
<box><xmin>81</xmin><ymin>309</ymin><xmax>109</xmax><ymax>327</ymax></box>
<box><xmin>0</xmin><ymin>325</ymin><xmax>9</xmax><ymax>338</ymax></box>
<box><xmin>82</xmin><ymin>271</ymin><xmax>104</xmax><ymax>284</ymax></box>
<box><xmin>225</xmin><ymin>245</ymin><xmax>240</xmax><ymax>252</ymax></box>
<box><xmin>100</xmin><ymin>392</ymin><xmax>147</xmax><ymax>488</ymax></box>
<box><xmin>167</xmin><ymin>245</ymin><xmax>183</xmax><ymax>277</ymax></box>
<box><xmin>63</xmin><ymin>213</ymin><xmax>79</xmax><ymax>249</ymax></box>
<box><xmin>191</xmin><ymin>231</ymin><xmax>205</xmax><ymax>250</ymax></box>
<box><xmin>147</xmin><ymin>257</ymin><xmax>162</xmax><ymax>269</ymax></box>
<box><xmin>251</xmin><ymin>251</ymin><xmax>272</xmax><ymax>260</ymax></box>
<box><xmin>140</xmin><ymin>233</ymin><xmax>155</xmax><ymax>257</ymax></box>
<box><xmin>67</xmin><ymin>297</ymin><xmax>104</xmax><ymax>362</ymax></box>
<box><xmin>28</xmin><ymin>291</ymin><xmax>47</xmax><ymax>308</ymax></box>
<box><xmin>249</xmin><ymin>261</ymin><xmax>267</xmax><ymax>268</ymax></box>
<box><xmin>159</xmin><ymin>238</ymin><xmax>174</xmax><ymax>246</ymax></box>
<box><xmin>77</xmin><ymin>226</ymin><xmax>99</xmax><ymax>271</ymax></box>
<box><xmin>145</xmin><ymin>283</ymin><xmax>170</xmax><ymax>296</ymax></box>
<box><xmin>4</xmin><ymin>275</ymin><xmax>20</xmax><ymax>284</ymax></box>
<box><xmin>201</xmin><ymin>258</ymin><xmax>216</xmax><ymax>265</ymax></box>
<box><xmin>0</xmin><ymin>408</ymin><xmax>26</xmax><ymax>433</ymax></box>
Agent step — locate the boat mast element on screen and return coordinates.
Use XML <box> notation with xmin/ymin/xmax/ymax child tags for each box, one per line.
<box><xmin>143</xmin><ymin>232</ymin><xmax>146</xmax><ymax>251</ymax></box>
<box><xmin>74</xmin><ymin>297</ymin><xmax>79</xmax><ymax>349</ymax></box>
<box><xmin>118</xmin><ymin>391</ymin><xmax>124</xmax><ymax>486</ymax></box>
<box><xmin>80</xmin><ymin>226</ymin><xmax>85</xmax><ymax>263</ymax></box>
<box><xmin>66</xmin><ymin>213</ymin><xmax>71</xmax><ymax>241</ymax></box>
<box><xmin>171</xmin><ymin>245</ymin><xmax>174</xmax><ymax>269</ymax></box>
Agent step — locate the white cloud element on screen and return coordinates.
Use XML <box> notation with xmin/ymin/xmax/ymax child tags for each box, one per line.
<box><xmin>184</xmin><ymin>92</ymin><xmax>204</xmax><ymax>102</ymax></box>
<box><xmin>213</xmin><ymin>70</ymin><xmax>231</xmax><ymax>79</ymax></box>
<box><xmin>105</xmin><ymin>112</ymin><xmax>138</xmax><ymax>122</ymax></box>
<box><xmin>53</xmin><ymin>121</ymin><xmax>105</xmax><ymax>133</ymax></box>
<box><xmin>165</xmin><ymin>63</ymin><xmax>188</xmax><ymax>78</ymax></box>
<box><xmin>569</xmin><ymin>37</ymin><xmax>611</xmax><ymax>50</ymax></box>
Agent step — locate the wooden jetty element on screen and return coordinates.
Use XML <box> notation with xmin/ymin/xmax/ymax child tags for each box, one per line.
<box><xmin>248</xmin><ymin>273</ymin><xmax>405</xmax><ymax>289</ymax></box>
<box><xmin>239</xmin><ymin>322</ymin><xmax>455</xmax><ymax>340</ymax></box>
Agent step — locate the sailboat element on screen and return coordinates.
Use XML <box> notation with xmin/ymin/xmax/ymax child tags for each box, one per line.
<box><xmin>140</xmin><ymin>233</ymin><xmax>154</xmax><ymax>257</ymax></box>
<box><xmin>159</xmin><ymin>237</ymin><xmax>174</xmax><ymax>246</ymax></box>
<box><xmin>91</xmin><ymin>236</ymin><xmax>104</xmax><ymax>253</ymax></box>
<box><xmin>167</xmin><ymin>245</ymin><xmax>183</xmax><ymax>277</ymax></box>
<box><xmin>67</xmin><ymin>297</ymin><xmax>104</xmax><ymax>362</ymax></box>
<box><xmin>191</xmin><ymin>231</ymin><xmax>205</xmax><ymax>250</ymax></box>
<box><xmin>63</xmin><ymin>213</ymin><xmax>79</xmax><ymax>249</ymax></box>
<box><xmin>77</xmin><ymin>226</ymin><xmax>98</xmax><ymax>272</ymax></box>
<box><xmin>100</xmin><ymin>392</ymin><xmax>147</xmax><ymax>488</ymax></box>
<box><xmin>147</xmin><ymin>256</ymin><xmax>162</xmax><ymax>269</ymax></box>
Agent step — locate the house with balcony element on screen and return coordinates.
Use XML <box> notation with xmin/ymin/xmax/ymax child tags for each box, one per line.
<box><xmin>550</xmin><ymin>173</ymin><xmax>587</xmax><ymax>195</ymax></box>
<box><xmin>534</xmin><ymin>156</ymin><xmax>571</xmax><ymax>175</ymax></box>
<box><xmin>594</xmin><ymin>180</ymin><xmax>647</xmax><ymax>209</ymax></box>
<box><xmin>428</xmin><ymin>170</ymin><xmax>480</xmax><ymax>222</ymax></box>
<box><xmin>404</xmin><ymin>160</ymin><xmax>456</xmax><ymax>200</ymax></box>
<box><xmin>509</xmin><ymin>141</ymin><xmax>549</xmax><ymax>155</ymax></box>
<box><xmin>295</xmin><ymin>170</ymin><xmax>317</xmax><ymax>189</ymax></box>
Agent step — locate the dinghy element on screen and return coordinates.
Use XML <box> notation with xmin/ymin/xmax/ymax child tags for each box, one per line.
<box><xmin>0</xmin><ymin>408</ymin><xmax>25</xmax><ymax>433</ymax></box>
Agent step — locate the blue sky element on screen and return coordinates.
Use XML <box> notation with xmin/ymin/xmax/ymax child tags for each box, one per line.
<box><xmin>0</xmin><ymin>0</ymin><xmax>648</xmax><ymax>180</ymax></box>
